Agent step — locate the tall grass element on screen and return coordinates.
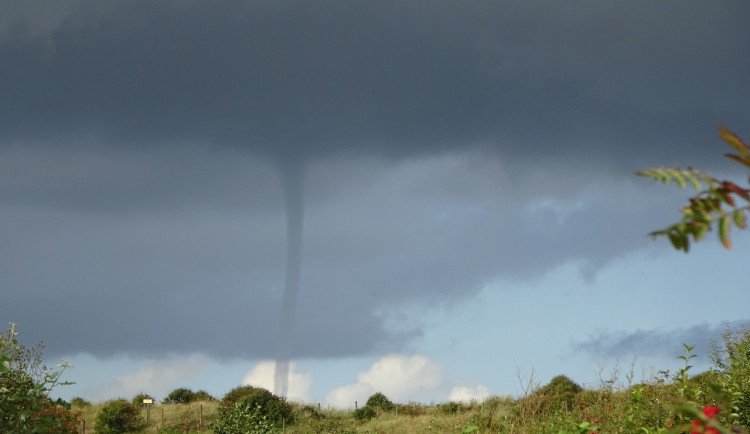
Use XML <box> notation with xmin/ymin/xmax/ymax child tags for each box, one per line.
<box><xmin>73</xmin><ymin>400</ymin><xmax>220</xmax><ymax>433</ymax></box>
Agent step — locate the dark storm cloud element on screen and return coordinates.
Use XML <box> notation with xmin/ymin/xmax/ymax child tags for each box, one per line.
<box><xmin>2</xmin><ymin>1</ymin><xmax>750</xmax><ymax>359</ymax></box>
<box><xmin>1</xmin><ymin>0</ymin><xmax>748</xmax><ymax>165</ymax></box>
<box><xmin>573</xmin><ymin>320</ymin><xmax>750</xmax><ymax>360</ymax></box>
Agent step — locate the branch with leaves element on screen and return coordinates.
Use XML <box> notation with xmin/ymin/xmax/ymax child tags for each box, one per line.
<box><xmin>636</xmin><ymin>126</ymin><xmax>750</xmax><ymax>252</ymax></box>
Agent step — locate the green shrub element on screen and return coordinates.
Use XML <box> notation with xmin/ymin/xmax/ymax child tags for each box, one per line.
<box><xmin>220</xmin><ymin>386</ymin><xmax>292</xmax><ymax>427</ymax></box>
<box><xmin>365</xmin><ymin>392</ymin><xmax>395</xmax><ymax>412</ymax></box>
<box><xmin>95</xmin><ymin>399</ymin><xmax>143</xmax><ymax>433</ymax></box>
<box><xmin>222</xmin><ymin>385</ymin><xmax>258</xmax><ymax>406</ymax></box>
<box><xmin>0</xmin><ymin>323</ymin><xmax>74</xmax><ymax>433</ymax></box>
<box><xmin>209</xmin><ymin>401</ymin><xmax>277</xmax><ymax>434</ymax></box>
<box><xmin>438</xmin><ymin>401</ymin><xmax>465</xmax><ymax>414</ymax></box>
<box><xmin>70</xmin><ymin>397</ymin><xmax>91</xmax><ymax>408</ymax></box>
<box><xmin>711</xmin><ymin>325</ymin><xmax>750</xmax><ymax>427</ymax></box>
<box><xmin>537</xmin><ymin>375</ymin><xmax>583</xmax><ymax>412</ymax></box>
<box><xmin>192</xmin><ymin>389</ymin><xmax>216</xmax><ymax>401</ymax></box>
<box><xmin>164</xmin><ymin>388</ymin><xmax>195</xmax><ymax>404</ymax></box>
<box><xmin>28</xmin><ymin>406</ymin><xmax>82</xmax><ymax>434</ymax></box>
<box><xmin>541</xmin><ymin>375</ymin><xmax>583</xmax><ymax>396</ymax></box>
<box><xmin>352</xmin><ymin>405</ymin><xmax>377</xmax><ymax>420</ymax></box>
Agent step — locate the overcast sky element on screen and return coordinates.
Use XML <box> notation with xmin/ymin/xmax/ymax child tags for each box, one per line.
<box><xmin>2</xmin><ymin>0</ymin><xmax>749</xmax><ymax>405</ymax></box>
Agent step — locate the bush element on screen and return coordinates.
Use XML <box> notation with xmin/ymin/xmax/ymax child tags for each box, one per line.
<box><xmin>164</xmin><ymin>388</ymin><xmax>195</xmax><ymax>404</ymax></box>
<box><xmin>193</xmin><ymin>389</ymin><xmax>216</xmax><ymax>401</ymax></box>
<box><xmin>540</xmin><ymin>375</ymin><xmax>583</xmax><ymax>396</ymax></box>
<box><xmin>711</xmin><ymin>325</ymin><xmax>750</xmax><ymax>427</ymax></box>
<box><xmin>95</xmin><ymin>399</ymin><xmax>143</xmax><ymax>433</ymax></box>
<box><xmin>438</xmin><ymin>401</ymin><xmax>465</xmax><ymax>414</ymax></box>
<box><xmin>352</xmin><ymin>405</ymin><xmax>376</xmax><ymax>420</ymax></box>
<box><xmin>515</xmin><ymin>374</ymin><xmax>585</xmax><ymax>421</ymax></box>
<box><xmin>221</xmin><ymin>385</ymin><xmax>259</xmax><ymax>406</ymax></box>
<box><xmin>219</xmin><ymin>386</ymin><xmax>292</xmax><ymax>427</ymax></box>
<box><xmin>210</xmin><ymin>401</ymin><xmax>277</xmax><ymax>434</ymax></box>
<box><xmin>0</xmin><ymin>323</ymin><xmax>74</xmax><ymax>433</ymax></box>
<box><xmin>365</xmin><ymin>392</ymin><xmax>395</xmax><ymax>412</ymax></box>
<box><xmin>70</xmin><ymin>396</ymin><xmax>91</xmax><ymax>408</ymax></box>
<box><xmin>28</xmin><ymin>406</ymin><xmax>82</xmax><ymax>434</ymax></box>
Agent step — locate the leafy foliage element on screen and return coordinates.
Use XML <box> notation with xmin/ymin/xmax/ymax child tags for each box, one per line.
<box><xmin>94</xmin><ymin>399</ymin><xmax>143</xmax><ymax>433</ymax></box>
<box><xmin>70</xmin><ymin>396</ymin><xmax>91</xmax><ymax>407</ymax></box>
<box><xmin>0</xmin><ymin>323</ymin><xmax>75</xmax><ymax>432</ymax></box>
<box><xmin>219</xmin><ymin>386</ymin><xmax>292</xmax><ymax>427</ymax></box>
<box><xmin>209</xmin><ymin>401</ymin><xmax>278</xmax><ymax>434</ymax></box>
<box><xmin>365</xmin><ymin>392</ymin><xmax>396</xmax><ymax>412</ymax></box>
<box><xmin>221</xmin><ymin>385</ymin><xmax>258</xmax><ymax>406</ymax></box>
<box><xmin>164</xmin><ymin>387</ymin><xmax>195</xmax><ymax>404</ymax></box>
<box><xmin>637</xmin><ymin>126</ymin><xmax>750</xmax><ymax>251</ymax></box>
<box><xmin>352</xmin><ymin>405</ymin><xmax>377</xmax><ymax>420</ymax></box>
<box><xmin>192</xmin><ymin>389</ymin><xmax>216</xmax><ymax>401</ymax></box>
<box><xmin>28</xmin><ymin>406</ymin><xmax>82</xmax><ymax>434</ymax></box>
<box><xmin>710</xmin><ymin>325</ymin><xmax>750</xmax><ymax>427</ymax></box>
<box><xmin>437</xmin><ymin>401</ymin><xmax>466</xmax><ymax>414</ymax></box>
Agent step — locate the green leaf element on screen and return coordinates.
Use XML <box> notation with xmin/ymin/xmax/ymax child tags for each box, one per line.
<box><xmin>671</xmin><ymin>171</ymin><xmax>687</xmax><ymax>189</ymax></box>
<box><xmin>692</xmin><ymin>222</ymin><xmax>709</xmax><ymax>242</ymax></box>
<box><xmin>719</xmin><ymin>214</ymin><xmax>732</xmax><ymax>249</ymax></box>
<box><xmin>687</xmin><ymin>174</ymin><xmax>701</xmax><ymax>190</ymax></box>
<box><xmin>733</xmin><ymin>209</ymin><xmax>747</xmax><ymax>229</ymax></box>
<box><xmin>668</xmin><ymin>232</ymin><xmax>689</xmax><ymax>252</ymax></box>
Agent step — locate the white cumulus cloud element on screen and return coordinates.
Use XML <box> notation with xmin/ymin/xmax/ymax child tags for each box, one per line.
<box><xmin>242</xmin><ymin>360</ymin><xmax>312</xmax><ymax>402</ymax></box>
<box><xmin>325</xmin><ymin>354</ymin><xmax>444</xmax><ymax>408</ymax></box>
<box><xmin>448</xmin><ymin>384</ymin><xmax>492</xmax><ymax>403</ymax></box>
<box><xmin>95</xmin><ymin>354</ymin><xmax>211</xmax><ymax>402</ymax></box>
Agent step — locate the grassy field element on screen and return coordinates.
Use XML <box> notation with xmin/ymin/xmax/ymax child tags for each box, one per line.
<box><xmin>74</xmin><ymin>400</ymin><xmax>220</xmax><ymax>433</ymax></box>
<box><xmin>70</xmin><ymin>372</ymin><xmax>744</xmax><ymax>433</ymax></box>
<box><xmin>67</xmin><ymin>327</ymin><xmax>749</xmax><ymax>433</ymax></box>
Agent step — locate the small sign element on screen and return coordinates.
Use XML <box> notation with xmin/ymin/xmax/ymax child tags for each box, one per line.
<box><xmin>143</xmin><ymin>398</ymin><xmax>153</xmax><ymax>404</ymax></box>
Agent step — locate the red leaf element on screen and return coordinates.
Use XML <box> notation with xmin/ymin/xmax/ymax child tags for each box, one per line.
<box><xmin>719</xmin><ymin>126</ymin><xmax>749</xmax><ymax>159</ymax></box>
<box><xmin>722</xmin><ymin>181</ymin><xmax>750</xmax><ymax>202</ymax></box>
<box><xmin>725</xmin><ymin>153</ymin><xmax>750</xmax><ymax>169</ymax></box>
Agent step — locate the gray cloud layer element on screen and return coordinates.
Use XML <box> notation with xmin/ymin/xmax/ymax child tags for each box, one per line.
<box><xmin>574</xmin><ymin>320</ymin><xmax>750</xmax><ymax>360</ymax></box>
<box><xmin>2</xmin><ymin>1</ymin><xmax>749</xmax><ymax>359</ymax></box>
<box><xmin>2</xmin><ymin>1</ymin><xmax>748</xmax><ymax>164</ymax></box>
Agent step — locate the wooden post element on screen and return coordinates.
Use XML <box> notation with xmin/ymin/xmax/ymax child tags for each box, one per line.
<box><xmin>355</xmin><ymin>400</ymin><xmax>358</xmax><ymax>409</ymax></box>
<box><xmin>200</xmin><ymin>405</ymin><xmax>203</xmax><ymax>428</ymax></box>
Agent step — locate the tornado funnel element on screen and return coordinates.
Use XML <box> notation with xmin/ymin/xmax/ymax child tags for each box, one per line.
<box><xmin>274</xmin><ymin>161</ymin><xmax>305</xmax><ymax>398</ymax></box>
